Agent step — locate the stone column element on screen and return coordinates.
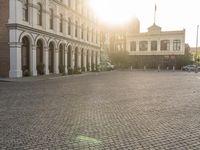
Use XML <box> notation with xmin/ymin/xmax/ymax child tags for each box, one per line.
<box><xmin>157</xmin><ymin>40</ymin><xmax>161</xmax><ymax>52</ymax></box>
<box><xmin>170</xmin><ymin>40</ymin><xmax>173</xmax><ymax>51</ymax></box>
<box><xmin>71</xmin><ymin>50</ymin><xmax>75</xmax><ymax>69</ymax></box>
<box><xmin>64</xmin><ymin>49</ymin><xmax>68</xmax><ymax>73</ymax></box>
<box><xmin>136</xmin><ymin>41</ymin><xmax>139</xmax><ymax>52</ymax></box>
<box><xmin>148</xmin><ymin>41</ymin><xmax>151</xmax><ymax>52</ymax></box>
<box><xmin>88</xmin><ymin>50</ymin><xmax>91</xmax><ymax>71</ymax></box>
<box><xmin>44</xmin><ymin>47</ymin><xmax>49</xmax><ymax>75</ymax></box>
<box><xmin>30</xmin><ymin>45</ymin><xmax>37</xmax><ymax>76</ymax></box>
<box><xmin>54</xmin><ymin>48</ymin><xmax>59</xmax><ymax>74</ymax></box>
<box><xmin>9</xmin><ymin>42</ymin><xmax>23</xmax><ymax>78</ymax></box>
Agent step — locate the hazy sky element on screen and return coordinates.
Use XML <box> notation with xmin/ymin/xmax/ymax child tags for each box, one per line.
<box><xmin>90</xmin><ymin>0</ymin><xmax>200</xmax><ymax>47</ymax></box>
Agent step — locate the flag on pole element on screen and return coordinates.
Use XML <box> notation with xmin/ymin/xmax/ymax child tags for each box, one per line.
<box><xmin>154</xmin><ymin>3</ymin><xmax>157</xmax><ymax>24</ymax></box>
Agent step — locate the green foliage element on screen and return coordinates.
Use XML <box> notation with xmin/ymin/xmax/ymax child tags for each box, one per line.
<box><xmin>108</xmin><ymin>51</ymin><xmax>130</xmax><ymax>68</ymax></box>
<box><xmin>59</xmin><ymin>65</ymin><xmax>66</xmax><ymax>75</ymax></box>
<box><xmin>68</xmin><ymin>67</ymin><xmax>74</xmax><ymax>75</ymax></box>
<box><xmin>74</xmin><ymin>67</ymin><xmax>82</xmax><ymax>74</ymax></box>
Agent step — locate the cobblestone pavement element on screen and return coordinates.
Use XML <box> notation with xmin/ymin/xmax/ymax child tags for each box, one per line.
<box><xmin>1</xmin><ymin>71</ymin><xmax>200</xmax><ymax>150</ymax></box>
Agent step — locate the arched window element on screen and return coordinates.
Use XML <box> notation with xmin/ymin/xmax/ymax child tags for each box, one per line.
<box><xmin>60</xmin><ymin>14</ymin><xmax>63</xmax><ymax>32</ymax></box>
<box><xmin>23</xmin><ymin>0</ymin><xmax>29</xmax><ymax>21</ymax></box>
<box><xmin>68</xmin><ymin>18</ymin><xmax>71</xmax><ymax>35</ymax></box>
<box><xmin>37</xmin><ymin>3</ymin><xmax>42</xmax><ymax>26</ymax></box>
<box><xmin>49</xmin><ymin>9</ymin><xmax>54</xmax><ymax>29</ymax></box>
<box><xmin>75</xmin><ymin>21</ymin><xmax>78</xmax><ymax>37</ymax></box>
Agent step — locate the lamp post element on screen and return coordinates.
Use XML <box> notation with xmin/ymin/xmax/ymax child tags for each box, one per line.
<box><xmin>195</xmin><ymin>25</ymin><xmax>199</xmax><ymax>73</ymax></box>
<box><xmin>196</xmin><ymin>25</ymin><xmax>199</xmax><ymax>63</ymax></box>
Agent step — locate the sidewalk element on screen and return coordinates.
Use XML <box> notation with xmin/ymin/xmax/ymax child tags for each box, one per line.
<box><xmin>0</xmin><ymin>72</ymin><xmax>93</xmax><ymax>82</ymax></box>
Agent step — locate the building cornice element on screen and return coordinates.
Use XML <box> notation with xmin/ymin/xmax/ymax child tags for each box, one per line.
<box><xmin>7</xmin><ymin>23</ymin><xmax>100</xmax><ymax>49</ymax></box>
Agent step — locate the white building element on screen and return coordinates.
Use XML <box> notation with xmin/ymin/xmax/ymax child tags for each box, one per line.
<box><xmin>127</xmin><ymin>23</ymin><xmax>185</xmax><ymax>56</ymax></box>
<box><xmin>2</xmin><ymin>0</ymin><xmax>101</xmax><ymax>78</ymax></box>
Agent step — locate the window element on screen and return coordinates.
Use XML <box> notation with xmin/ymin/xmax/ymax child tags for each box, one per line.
<box><xmin>130</xmin><ymin>41</ymin><xmax>136</xmax><ymax>51</ymax></box>
<box><xmin>173</xmin><ymin>40</ymin><xmax>181</xmax><ymax>51</ymax></box>
<box><xmin>75</xmin><ymin>21</ymin><xmax>78</xmax><ymax>37</ymax></box>
<box><xmin>96</xmin><ymin>31</ymin><xmax>98</xmax><ymax>43</ymax></box>
<box><xmin>87</xmin><ymin>27</ymin><xmax>89</xmax><ymax>41</ymax></box>
<box><xmin>161</xmin><ymin>40</ymin><xmax>170</xmax><ymax>51</ymax></box>
<box><xmin>49</xmin><ymin>9</ymin><xmax>54</xmax><ymax>29</ymax></box>
<box><xmin>75</xmin><ymin>0</ymin><xmax>78</xmax><ymax>11</ymax></box>
<box><xmin>37</xmin><ymin>3</ymin><xmax>42</xmax><ymax>26</ymax></box>
<box><xmin>68</xmin><ymin>0</ymin><xmax>71</xmax><ymax>8</ymax></box>
<box><xmin>151</xmin><ymin>41</ymin><xmax>157</xmax><ymax>51</ymax></box>
<box><xmin>81</xmin><ymin>24</ymin><xmax>84</xmax><ymax>39</ymax></box>
<box><xmin>60</xmin><ymin>14</ymin><xmax>63</xmax><ymax>32</ymax></box>
<box><xmin>68</xmin><ymin>18</ymin><xmax>71</xmax><ymax>35</ymax></box>
<box><xmin>23</xmin><ymin>0</ymin><xmax>29</xmax><ymax>21</ymax></box>
<box><xmin>91</xmin><ymin>29</ymin><xmax>94</xmax><ymax>42</ymax></box>
<box><xmin>139</xmin><ymin>41</ymin><xmax>148</xmax><ymax>51</ymax></box>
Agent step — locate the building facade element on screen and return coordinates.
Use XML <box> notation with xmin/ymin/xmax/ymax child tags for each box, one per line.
<box><xmin>0</xmin><ymin>0</ymin><xmax>101</xmax><ymax>78</ymax></box>
<box><xmin>109</xmin><ymin>18</ymin><xmax>186</xmax><ymax>69</ymax></box>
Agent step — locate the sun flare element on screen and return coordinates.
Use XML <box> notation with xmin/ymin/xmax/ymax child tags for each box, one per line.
<box><xmin>89</xmin><ymin>0</ymin><xmax>154</xmax><ymax>25</ymax></box>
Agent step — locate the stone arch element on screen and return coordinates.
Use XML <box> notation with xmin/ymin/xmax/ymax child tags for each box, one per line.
<box><xmin>19</xmin><ymin>32</ymin><xmax>34</xmax><ymax>44</ymax></box>
<box><xmin>35</xmin><ymin>35</ymin><xmax>47</xmax><ymax>47</ymax></box>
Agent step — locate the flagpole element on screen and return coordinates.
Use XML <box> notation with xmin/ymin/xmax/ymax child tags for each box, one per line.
<box><xmin>154</xmin><ymin>4</ymin><xmax>157</xmax><ymax>24</ymax></box>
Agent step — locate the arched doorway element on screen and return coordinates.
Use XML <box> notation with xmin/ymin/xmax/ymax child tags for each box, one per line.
<box><xmin>91</xmin><ymin>51</ymin><xmax>94</xmax><ymax>71</ymax></box>
<box><xmin>59</xmin><ymin>44</ymin><xmax>65</xmax><ymax>73</ymax></box>
<box><xmin>96</xmin><ymin>51</ymin><xmax>98</xmax><ymax>69</ymax></box>
<box><xmin>49</xmin><ymin>42</ymin><xmax>54</xmax><ymax>73</ymax></box>
<box><xmin>86</xmin><ymin>50</ymin><xmax>89</xmax><ymax>71</ymax></box>
<box><xmin>81</xmin><ymin>48</ymin><xmax>84</xmax><ymax>70</ymax></box>
<box><xmin>36</xmin><ymin>39</ymin><xmax>44</xmax><ymax>75</ymax></box>
<box><xmin>67</xmin><ymin>45</ymin><xmax>72</xmax><ymax>68</ymax></box>
<box><xmin>74</xmin><ymin>47</ymin><xmax>78</xmax><ymax>70</ymax></box>
<box><xmin>21</xmin><ymin>36</ymin><xmax>30</xmax><ymax>76</ymax></box>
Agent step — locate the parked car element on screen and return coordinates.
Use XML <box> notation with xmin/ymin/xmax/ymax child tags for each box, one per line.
<box><xmin>106</xmin><ymin>62</ymin><xmax>115</xmax><ymax>71</ymax></box>
<box><xmin>182</xmin><ymin>65</ymin><xmax>200</xmax><ymax>71</ymax></box>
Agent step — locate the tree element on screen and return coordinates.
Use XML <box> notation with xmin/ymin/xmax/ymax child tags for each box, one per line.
<box><xmin>108</xmin><ymin>51</ymin><xmax>130</xmax><ymax>68</ymax></box>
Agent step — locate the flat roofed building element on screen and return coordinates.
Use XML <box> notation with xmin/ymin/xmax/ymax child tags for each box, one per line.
<box><xmin>127</xmin><ymin>24</ymin><xmax>185</xmax><ymax>56</ymax></box>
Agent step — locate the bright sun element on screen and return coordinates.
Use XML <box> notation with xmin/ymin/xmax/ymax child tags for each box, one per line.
<box><xmin>89</xmin><ymin>0</ymin><xmax>153</xmax><ymax>25</ymax></box>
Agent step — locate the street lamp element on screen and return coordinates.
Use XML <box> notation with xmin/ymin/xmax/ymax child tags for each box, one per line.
<box><xmin>196</xmin><ymin>25</ymin><xmax>199</xmax><ymax>63</ymax></box>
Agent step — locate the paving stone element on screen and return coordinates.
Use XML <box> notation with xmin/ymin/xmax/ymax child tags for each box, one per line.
<box><xmin>0</xmin><ymin>71</ymin><xmax>200</xmax><ymax>149</ymax></box>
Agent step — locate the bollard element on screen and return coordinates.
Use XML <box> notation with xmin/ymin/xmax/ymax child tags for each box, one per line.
<box><xmin>144</xmin><ymin>66</ymin><xmax>146</xmax><ymax>71</ymax></box>
<box><xmin>173</xmin><ymin>66</ymin><xmax>175</xmax><ymax>72</ymax></box>
<box><xmin>158</xmin><ymin>65</ymin><xmax>160</xmax><ymax>72</ymax></box>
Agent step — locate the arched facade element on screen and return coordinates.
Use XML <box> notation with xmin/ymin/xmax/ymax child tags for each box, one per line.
<box><xmin>8</xmin><ymin>0</ymin><xmax>101</xmax><ymax>78</ymax></box>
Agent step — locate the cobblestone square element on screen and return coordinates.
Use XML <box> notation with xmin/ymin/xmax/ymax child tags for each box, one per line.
<box><xmin>1</xmin><ymin>71</ymin><xmax>200</xmax><ymax>150</ymax></box>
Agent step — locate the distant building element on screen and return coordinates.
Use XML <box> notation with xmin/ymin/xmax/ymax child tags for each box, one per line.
<box><xmin>109</xmin><ymin>18</ymin><xmax>186</xmax><ymax>69</ymax></box>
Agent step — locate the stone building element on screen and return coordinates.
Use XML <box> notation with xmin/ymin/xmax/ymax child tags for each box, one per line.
<box><xmin>0</xmin><ymin>0</ymin><xmax>101</xmax><ymax>77</ymax></box>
